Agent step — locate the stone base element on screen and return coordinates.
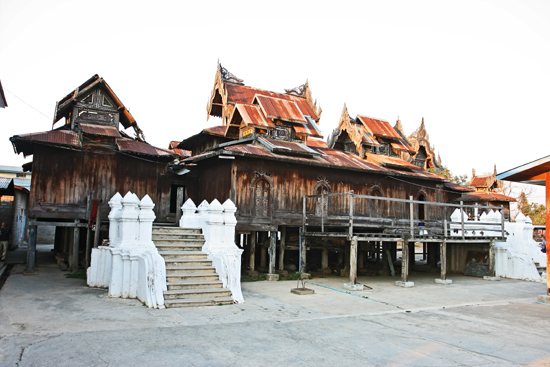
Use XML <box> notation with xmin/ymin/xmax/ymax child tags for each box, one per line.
<box><xmin>343</xmin><ymin>283</ymin><xmax>364</xmax><ymax>291</ymax></box>
<box><xmin>483</xmin><ymin>276</ymin><xmax>501</xmax><ymax>281</ymax></box>
<box><xmin>537</xmin><ymin>295</ymin><xmax>550</xmax><ymax>304</ymax></box>
<box><xmin>395</xmin><ymin>281</ymin><xmax>414</xmax><ymax>288</ymax></box>
<box><xmin>435</xmin><ymin>279</ymin><xmax>453</xmax><ymax>285</ymax></box>
<box><xmin>246</xmin><ymin>270</ymin><xmax>259</xmax><ymax>277</ymax></box>
<box><xmin>278</xmin><ymin>270</ymin><xmax>289</xmax><ymax>277</ymax></box>
<box><xmin>291</xmin><ymin>287</ymin><xmax>315</xmax><ymax>295</ymax></box>
<box><xmin>300</xmin><ymin>273</ymin><xmax>311</xmax><ymax>280</ymax></box>
<box><xmin>266</xmin><ymin>273</ymin><xmax>279</xmax><ymax>281</ymax></box>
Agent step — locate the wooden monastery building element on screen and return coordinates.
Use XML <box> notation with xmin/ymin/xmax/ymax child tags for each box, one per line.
<box><xmin>9</xmin><ymin>66</ymin><xmax>507</xmax><ymax>285</ymax></box>
<box><xmin>174</xmin><ymin>63</ymin><xmax>501</xmax><ymax>282</ymax></box>
<box><xmin>10</xmin><ymin>75</ymin><xmax>181</xmax><ymax>271</ymax></box>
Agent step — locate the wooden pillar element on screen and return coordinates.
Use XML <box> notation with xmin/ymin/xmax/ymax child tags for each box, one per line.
<box><xmin>175</xmin><ymin>187</ymin><xmax>184</xmax><ymax>225</ymax></box>
<box><xmin>93</xmin><ymin>205</ymin><xmax>101</xmax><ymax>248</ymax></box>
<box><xmin>488</xmin><ymin>239</ymin><xmax>496</xmax><ymax>277</ymax></box>
<box><xmin>408</xmin><ymin>242</ymin><xmax>415</xmax><ymax>271</ymax></box>
<box><xmin>440</xmin><ymin>239</ymin><xmax>447</xmax><ymax>280</ymax></box>
<box><xmin>268</xmin><ymin>231</ymin><xmax>276</xmax><ymax>274</ymax></box>
<box><xmin>349</xmin><ymin>236</ymin><xmax>358</xmax><ymax>285</ymax></box>
<box><xmin>249</xmin><ymin>231</ymin><xmax>256</xmax><ymax>272</ymax></box>
<box><xmin>71</xmin><ymin>220</ymin><xmax>80</xmax><ymax>272</ymax></box>
<box><xmin>26</xmin><ymin>224</ymin><xmax>37</xmax><ymax>273</ymax></box>
<box><xmin>278</xmin><ymin>227</ymin><xmax>286</xmax><ymax>272</ymax></box>
<box><xmin>300</xmin><ymin>236</ymin><xmax>307</xmax><ymax>273</ymax></box>
<box><xmin>338</xmin><ymin>251</ymin><xmax>344</xmax><ymax>265</ymax></box>
<box><xmin>401</xmin><ymin>238</ymin><xmax>409</xmax><ymax>282</ymax></box>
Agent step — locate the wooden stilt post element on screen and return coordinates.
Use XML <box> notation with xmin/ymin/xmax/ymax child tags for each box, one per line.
<box><xmin>85</xmin><ymin>192</ymin><xmax>94</xmax><ymax>268</ymax></box>
<box><xmin>26</xmin><ymin>224</ymin><xmax>37</xmax><ymax>273</ymax></box>
<box><xmin>401</xmin><ymin>238</ymin><xmax>409</xmax><ymax>283</ymax></box>
<box><xmin>488</xmin><ymin>239</ymin><xmax>496</xmax><ymax>277</ymax></box>
<box><xmin>93</xmin><ymin>205</ymin><xmax>101</xmax><ymax>248</ymax></box>
<box><xmin>278</xmin><ymin>227</ymin><xmax>286</xmax><ymax>272</ymax></box>
<box><xmin>72</xmin><ymin>220</ymin><xmax>80</xmax><ymax>272</ymax></box>
<box><xmin>321</xmin><ymin>249</ymin><xmax>329</xmax><ymax>271</ymax></box>
<box><xmin>300</xmin><ymin>236</ymin><xmax>307</xmax><ymax>273</ymax></box>
<box><xmin>350</xmin><ymin>236</ymin><xmax>358</xmax><ymax>285</ymax></box>
<box><xmin>440</xmin><ymin>239</ymin><xmax>447</xmax><ymax>281</ymax></box>
<box><xmin>175</xmin><ymin>187</ymin><xmax>184</xmax><ymax>225</ymax></box>
<box><xmin>268</xmin><ymin>231</ymin><xmax>276</xmax><ymax>275</ymax></box>
<box><xmin>249</xmin><ymin>231</ymin><xmax>256</xmax><ymax>273</ymax></box>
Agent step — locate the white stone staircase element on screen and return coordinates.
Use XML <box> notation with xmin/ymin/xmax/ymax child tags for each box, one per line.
<box><xmin>152</xmin><ymin>226</ymin><xmax>234</xmax><ymax>308</ymax></box>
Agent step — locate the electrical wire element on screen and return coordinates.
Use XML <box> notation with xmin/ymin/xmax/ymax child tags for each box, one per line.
<box><xmin>4</xmin><ymin>88</ymin><xmax>51</xmax><ymax>120</ymax></box>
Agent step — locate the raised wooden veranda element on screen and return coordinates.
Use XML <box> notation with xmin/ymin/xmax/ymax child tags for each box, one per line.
<box><xmin>300</xmin><ymin>191</ymin><xmax>506</xmax><ymax>285</ymax></box>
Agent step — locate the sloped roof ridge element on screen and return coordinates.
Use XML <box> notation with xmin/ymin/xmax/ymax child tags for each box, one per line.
<box><xmin>357</xmin><ymin>114</ymin><xmax>390</xmax><ymax>123</ymax></box>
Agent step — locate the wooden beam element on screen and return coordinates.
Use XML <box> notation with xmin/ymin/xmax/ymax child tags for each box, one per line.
<box><xmin>278</xmin><ymin>227</ymin><xmax>286</xmax><ymax>272</ymax></box>
<box><xmin>488</xmin><ymin>239</ymin><xmax>495</xmax><ymax>277</ymax></box>
<box><xmin>72</xmin><ymin>220</ymin><xmax>80</xmax><ymax>272</ymax></box>
<box><xmin>268</xmin><ymin>231</ymin><xmax>276</xmax><ymax>274</ymax></box>
<box><xmin>249</xmin><ymin>231</ymin><xmax>256</xmax><ymax>272</ymax></box>
<box><xmin>26</xmin><ymin>225</ymin><xmax>37</xmax><ymax>273</ymax></box>
<box><xmin>440</xmin><ymin>239</ymin><xmax>447</xmax><ymax>280</ymax></box>
<box><xmin>349</xmin><ymin>236</ymin><xmax>358</xmax><ymax>285</ymax></box>
<box><xmin>401</xmin><ymin>238</ymin><xmax>409</xmax><ymax>283</ymax></box>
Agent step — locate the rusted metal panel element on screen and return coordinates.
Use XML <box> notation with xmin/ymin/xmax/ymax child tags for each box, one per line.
<box><xmin>11</xmin><ymin>130</ymin><xmax>82</xmax><ymax>156</ymax></box>
<box><xmin>234</xmin><ymin>103</ymin><xmax>274</xmax><ymax>129</ymax></box>
<box><xmin>79</xmin><ymin>123</ymin><xmax>121</xmax><ymax>138</ymax></box>
<box><xmin>357</xmin><ymin>115</ymin><xmax>403</xmax><ymax>140</ymax></box>
<box><xmin>254</xmin><ymin>94</ymin><xmax>306</xmax><ymax>123</ymax></box>
<box><xmin>116</xmin><ymin>138</ymin><xmax>175</xmax><ymax>157</ymax></box>
<box><xmin>458</xmin><ymin>192</ymin><xmax>516</xmax><ymax>202</ymax></box>
<box><xmin>225</xmin><ymin>84</ymin><xmax>319</xmax><ymax>120</ymax></box>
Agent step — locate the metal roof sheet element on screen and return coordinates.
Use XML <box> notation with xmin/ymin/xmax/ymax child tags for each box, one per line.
<box><xmin>458</xmin><ymin>192</ymin><xmax>516</xmax><ymax>202</ymax></box>
<box><xmin>225</xmin><ymin>84</ymin><xmax>319</xmax><ymax>120</ymax></box>
<box><xmin>0</xmin><ymin>177</ymin><xmax>11</xmax><ymax>190</ymax></box>
<box><xmin>444</xmin><ymin>182</ymin><xmax>475</xmax><ymax>192</ymax></box>
<box><xmin>116</xmin><ymin>138</ymin><xmax>175</xmax><ymax>157</ymax></box>
<box><xmin>357</xmin><ymin>115</ymin><xmax>403</xmax><ymax>141</ymax></box>
<box><xmin>80</xmin><ymin>123</ymin><xmax>121</xmax><ymax>138</ymax></box>
<box><xmin>254</xmin><ymin>95</ymin><xmax>306</xmax><ymax>123</ymax></box>
<box><xmin>234</xmin><ymin>103</ymin><xmax>274</xmax><ymax>129</ymax></box>
<box><xmin>11</xmin><ymin>130</ymin><xmax>81</xmax><ymax>149</ymax></box>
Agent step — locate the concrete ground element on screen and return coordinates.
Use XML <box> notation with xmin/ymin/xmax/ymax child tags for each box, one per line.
<box><xmin>0</xmin><ymin>245</ymin><xmax>549</xmax><ymax>367</ymax></box>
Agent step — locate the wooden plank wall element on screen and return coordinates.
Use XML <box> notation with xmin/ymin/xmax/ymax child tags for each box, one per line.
<box><xmin>29</xmin><ymin>145</ymin><xmax>179</xmax><ymax>221</ymax></box>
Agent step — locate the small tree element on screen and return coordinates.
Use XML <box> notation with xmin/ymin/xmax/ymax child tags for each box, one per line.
<box><xmin>427</xmin><ymin>166</ymin><xmax>469</xmax><ymax>186</ymax></box>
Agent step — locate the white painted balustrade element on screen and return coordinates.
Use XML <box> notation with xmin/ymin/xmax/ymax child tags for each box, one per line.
<box><xmin>87</xmin><ymin>192</ymin><xmax>167</xmax><ymax>308</ymax></box>
<box><xmin>180</xmin><ymin>198</ymin><xmax>244</xmax><ymax>303</ymax></box>
<box><xmin>449</xmin><ymin>208</ymin><xmax>545</xmax><ymax>282</ymax></box>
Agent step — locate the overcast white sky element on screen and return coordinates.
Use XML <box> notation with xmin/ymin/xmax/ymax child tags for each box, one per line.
<box><xmin>0</xmin><ymin>0</ymin><xmax>548</xmax><ymax>202</ymax></box>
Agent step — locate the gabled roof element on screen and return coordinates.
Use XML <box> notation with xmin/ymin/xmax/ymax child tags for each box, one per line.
<box><xmin>254</xmin><ymin>94</ymin><xmax>306</xmax><ymax>123</ymax></box>
<box><xmin>54</xmin><ymin>74</ymin><xmax>136</xmax><ymax>129</ymax></box>
<box><xmin>457</xmin><ymin>191</ymin><xmax>516</xmax><ymax>203</ymax></box>
<box><xmin>357</xmin><ymin>115</ymin><xmax>403</xmax><ymax>141</ymax></box>
<box><xmin>10</xmin><ymin>125</ymin><xmax>175</xmax><ymax>159</ymax></box>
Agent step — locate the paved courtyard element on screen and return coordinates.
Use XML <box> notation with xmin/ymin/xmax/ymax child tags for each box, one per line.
<box><xmin>0</xmin><ymin>246</ymin><xmax>549</xmax><ymax>366</ymax></box>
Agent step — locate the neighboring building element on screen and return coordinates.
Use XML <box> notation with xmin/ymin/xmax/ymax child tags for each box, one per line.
<box><xmin>175</xmin><ymin>63</ymin><xmax>474</xmax><ymax>278</ymax></box>
<box><xmin>10</xmin><ymin>75</ymin><xmax>179</xmax><ymax>270</ymax></box>
<box><xmin>0</xmin><ymin>166</ymin><xmax>31</xmax><ymax>249</ymax></box>
<box><xmin>460</xmin><ymin>167</ymin><xmax>515</xmax><ymax>220</ymax></box>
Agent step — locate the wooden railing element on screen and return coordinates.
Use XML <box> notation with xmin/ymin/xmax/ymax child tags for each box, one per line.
<box><xmin>302</xmin><ymin>191</ymin><xmax>505</xmax><ymax>241</ymax></box>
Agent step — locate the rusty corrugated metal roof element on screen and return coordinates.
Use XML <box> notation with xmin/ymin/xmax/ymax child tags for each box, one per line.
<box><xmin>80</xmin><ymin>123</ymin><xmax>121</xmax><ymax>138</ymax></box>
<box><xmin>116</xmin><ymin>138</ymin><xmax>175</xmax><ymax>157</ymax></box>
<box><xmin>357</xmin><ymin>115</ymin><xmax>402</xmax><ymax>141</ymax></box>
<box><xmin>444</xmin><ymin>182</ymin><xmax>475</xmax><ymax>192</ymax></box>
<box><xmin>390</xmin><ymin>141</ymin><xmax>415</xmax><ymax>153</ymax></box>
<box><xmin>234</xmin><ymin>103</ymin><xmax>274</xmax><ymax>129</ymax></box>
<box><xmin>12</xmin><ymin>130</ymin><xmax>81</xmax><ymax>148</ymax></box>
<box><xmin>470</xmin><ymin>175</ymin><xmax>494</xmax><ymax>188</ymax></box>
<box><xmin>254</xmin><ymin>94</ymin><xmax>306</xmax><ymax>123</ymax></box>
<box><xmin>225</xmin><ymin>84</ymin><xmax>319</xmax><ymax>120</ymax></box>
<box><xmin>458</xmin><ymin>192</ymin><xmax>516</xmax><ymax>202</ymax></box>
<box><xmin>366</xmin><ymin>153</ymin><xmax>420</xmax><ymax>171</ymax></box>
<box><xmin>306</xmin><ymin>138</ymin><xmax>328</xmax><ymax>149</ymax></box>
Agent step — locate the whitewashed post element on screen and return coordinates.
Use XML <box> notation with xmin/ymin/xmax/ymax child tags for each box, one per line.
<box><xmin>204</xmin><ymin>199</ymin><xmax>224</xmax><ymax>252</ymax></box>
<box><xmin>119</xmin><ymin>192</ymin><xmax>140</xmax><ymax>248</ymax></box>
<box><xmin>108</xmin><ymin>192</ymin><xmax>123</xmax><ymax>248</ymax></box>
<box><xmin>180</xmin><ymin>199</ymin><xmax>198</xmax><ymax>228</ymax></box>
<box><xmin>222</xmin><ymin>199</ymin><xmax>237</xmax><ymax>247</ymax></box>
<box><xmin>138</xmin><ymin>195</ymin><xmax>156</xmax><ymax>246</ymax></box>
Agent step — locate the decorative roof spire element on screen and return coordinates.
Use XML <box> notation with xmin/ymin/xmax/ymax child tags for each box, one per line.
<box><xmin>219</xmin><ymin>62</ymin><xmax>244</xmax><ymax>85</ymax></box>
<box><xmin>285</xmin><ymin>82</ymin><xmax>307</xmax><ymax>97</ymax></box>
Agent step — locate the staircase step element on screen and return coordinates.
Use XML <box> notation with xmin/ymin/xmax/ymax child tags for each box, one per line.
<box><xmin>159</xmin><ymin>251</ymin><xmax>205</xmax><ymax>259</ymax></box>
<box><xmin>164</xmin><ymin>297</ymin><xmax>234</xmax><ymax>308</ymax></box>
<box><xmin>164</xmin><ymin>288</ymin><xmax>232</xmax><ymax>300</ymax></box>
<box><xmin>167</xmin><ymin>273</ymin><xmax>221</xmax><ymax>282</ymax></box>
<box><xmin>166</xmin><ymin>266</ymin><xmax>217</xmax><ymax>275</ymax></box>
<box><xmin>167</xmin><ymin>280</ymin><xmax>224</xmax><ymax>290</ymax></box>
<box><xmin>165</xmin><ymin>259</ymin><xmax>212</xmax><ymax>267</ymax></box>
<box><xmin>153</xmin><ymin>227</ymin><xmax>202</xmax><ymax>235</ymax></box>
